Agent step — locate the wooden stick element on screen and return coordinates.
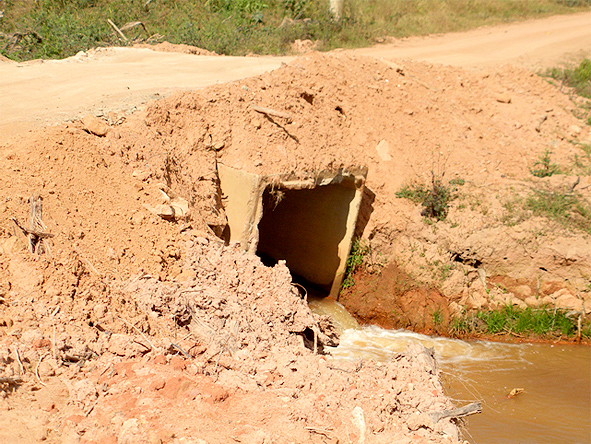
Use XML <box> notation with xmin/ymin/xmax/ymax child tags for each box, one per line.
<box><xmin>107</xmin><ymin>19</ymin><xmax>128</xmax><ymax>41</ymax></box>
<box><xmin>13</xmin><ymin>346</ymin><xmax>25</xmax><ymax>375</ymax></box>
<box><xmin>429</xmin><ymin>402</ymin><xmax>482</xmax><ymax>423</ymax></box>
<box><xmin>171</xmin><ymin>343</ymin><xmax>192</xmax><ymax>359</ymax></box>
<box><xmin>11</xmin><ymin>218</ymin><xmax>54</xmax><ymax>239</ymax></box>
<box><xmin>250</xmin><ymin>105</ymin><xmax>292</xmax><ymax>122</ymax></box>
<box><xmin>116</xmin><ymin>316</ymin><xmax>155</xmax><ymax>351</ymax></box>
<box><xmin>35</xmin><ymin>351</ymin><xmax>50</xmax><ymax>387</ymax></box>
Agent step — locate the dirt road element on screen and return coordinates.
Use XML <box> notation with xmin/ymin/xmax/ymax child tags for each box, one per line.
<box><xmin>1</xmin><ymin>11</ymin><xmax>590</xmax><ymax>141</ymax></box>
<box><xmin>354</xmin><ymin>11</ymin><xmax>591</xmax><ymax>69</ymax></box>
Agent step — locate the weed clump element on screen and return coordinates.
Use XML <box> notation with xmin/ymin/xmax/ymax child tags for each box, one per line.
<box><xmin>342</xmin><ymin>238</ymin><xmax>369</xmax><ymax>289</ymax></box>
<box><xmin>396</xmin><ymin>172</ymin><xmax>461</xmax><ymax>221</ymax></box>
<box><xmin>530</xmin><ymin>149</ymin><xmax>560</xmax><ymax>178</ymax></box>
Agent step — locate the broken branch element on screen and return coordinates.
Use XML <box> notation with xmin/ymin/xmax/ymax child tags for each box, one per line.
<box><xmin>250</xmin><ymin>105</ymin><xmax>292</xmax><ymax>123</ymax></box>
<box><xmin>107</xmin><ymin>19</ymin><xmax>128</xmax><ymax>41</ymax></box>
<box><xmin>429</xmin><ymin>402</ymin><xmax>482</xmax><ymax>423</ymax></box>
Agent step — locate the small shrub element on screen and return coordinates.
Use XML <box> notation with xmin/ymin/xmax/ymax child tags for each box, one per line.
<box><xmin>396</xmin><ymin>172</ymin><xmax>462</xmax><ymax>221</ymax></box>
<box><xmin>530</xmin><ymin>149</ymin><xmax>560</xmax><ymax>178</ymax></box>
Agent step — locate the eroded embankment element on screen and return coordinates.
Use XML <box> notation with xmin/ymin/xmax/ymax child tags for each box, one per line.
<box><xmin>0</xmin><ymin>238</ymin><xmax>461</xmax><ymax>444</ymax></box>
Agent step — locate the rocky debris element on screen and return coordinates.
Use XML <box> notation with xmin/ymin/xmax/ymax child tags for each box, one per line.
<box><xmin>81</xmin><ymin>115</ymin><xmax>109</xmax><ymax>137</ymax></box>
<box><xmin>0</xmin><ymin>240</ymin><xmax>457</xmax><ymax>444</ymax></box>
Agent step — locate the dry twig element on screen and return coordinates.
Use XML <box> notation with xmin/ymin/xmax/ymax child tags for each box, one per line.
<box><xmin>13</xmin><ymin>345</ymin><xmax>25</xmax><ymax>375</ymax></box>
<box><xmin>35</xmin><ymin>351</ymin><xmax>50</xmax><ymax>387</ymax></box>
<box><xmin>250</xmin><ymin>105</ymin><xmax>293</xmax><ymax>122</ymax></box>
<box><xmin>107</xmin><ymin>19</ymin><xmax>128</xmax><ymax>41</ymax></box>
<box><xmin>116</xmin><ymin>316</ymin><xmax>155</xmax><ymax>351</ymax></box>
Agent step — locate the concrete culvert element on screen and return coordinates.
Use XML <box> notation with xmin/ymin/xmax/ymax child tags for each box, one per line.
<box><xmin>218</xmin><ymin>164</ymin><xmax>367</xmax><ymax>298</ymax></box>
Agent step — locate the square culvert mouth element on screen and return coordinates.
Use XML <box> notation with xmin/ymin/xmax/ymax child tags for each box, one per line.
<box><xmin>256</xmin><ymin>183</ymin><xmax>356</xmax><ymax>295</ymax></box>
<box><xmin>217</xmin><ymin>164</ymin><xmax>367</xmax><ymax>298</ymax></box>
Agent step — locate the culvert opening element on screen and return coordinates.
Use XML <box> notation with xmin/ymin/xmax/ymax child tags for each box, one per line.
<box><xmin>256</xmin><ymin>182</ymin><xmax>356</xmax><ymax>296</ymax></box>
<box><xmin>217</xmin><ymin>163</ymin><xmax>367</xmax><ymax>298</ymax></box>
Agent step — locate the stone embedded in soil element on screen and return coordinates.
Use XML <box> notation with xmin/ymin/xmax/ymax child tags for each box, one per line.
<box><xmin>81</xmin><ymin>115</ymin><xmax>109</xmax><ymax>137</ymax></box>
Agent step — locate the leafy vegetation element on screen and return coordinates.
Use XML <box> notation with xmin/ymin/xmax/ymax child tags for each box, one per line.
<box><xmin>396</xmin><ymin>171</ymin><xmax>463</xmax><ymax>221</ymax></box>
<box><xmin>1</xmin><ymin>0</ymin><xmax>590</xmax><ymax>61</ymax></box>
<box><xmin>451</xmin><ymin>305</ymin><xmax>585</xmax><ymax>338</ymax></box>
<box><xmin>342</xmin><ymin>238</ymin><xmax>369</xmax><ymax>289</ymax></box>
<box><xmin>530</xmin><ymin>149</ymin><xmax>560</xmax><ymax>178</ymax></box>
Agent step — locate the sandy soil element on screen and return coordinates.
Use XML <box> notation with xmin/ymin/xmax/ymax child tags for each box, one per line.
<box><xmin>1</xmin><ymin>11</ymin><xmax>590</xmax><ymax>142</ymax></box>
<box><xmin>1</xmin><ymin>12</ymin><xmax>591</xmax><ymax>444</ymax></box>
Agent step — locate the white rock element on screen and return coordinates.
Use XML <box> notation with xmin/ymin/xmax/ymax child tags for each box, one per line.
<box><xmin>375</xmin><ymin>139</ymin><xmax>392</xmax><ymax>161</ymax></box>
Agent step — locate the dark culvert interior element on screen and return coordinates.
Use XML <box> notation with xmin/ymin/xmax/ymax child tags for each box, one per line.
<box><xmin>256</xmin><ymin>182</ymin><xmax>356</xmax><ymax>296</ymax></box>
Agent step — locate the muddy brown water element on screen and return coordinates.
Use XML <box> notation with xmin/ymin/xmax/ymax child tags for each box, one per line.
<box><xmin>309</xmin><ymin>297</ymin><xmax>591</xmax><ymax>444</ymax></box>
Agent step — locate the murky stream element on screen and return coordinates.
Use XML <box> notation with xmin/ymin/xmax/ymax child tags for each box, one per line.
<box><xmin>309</xmin><ymin>297</ymin><xmax>591</xmax><ymax>444</ymax></box>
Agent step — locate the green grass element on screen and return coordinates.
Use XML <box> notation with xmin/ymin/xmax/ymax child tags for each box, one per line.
<box><xmin>503</xmin><ymin>189</ymin><xmax>591</xmax><ymax>234</ymax></box>
<box><xmin>342</xmin><ymin>238</ymin><xmax>369</xmax><ymax>289</ymax></box>
<box><xmin>545</xmin><ymin>58</ymin><xmax>591</xmax><ymax>124</ymax></box>
<box><xmin>525</xmin><ymin>190</ymin><xmax>591</xmax><ymax>234</ymax></box>
<box><xmin>546</xmin><ymin>58</ymin><xmax>591</xmax><ymax>99</ymax></box>
<box><xmin>1</xmin><ymin>0</ymin><xmax>590</xmax><ymax>61</ymax></box>
<box><xmin>451</xmin><ymin>305</ymin><xmax>584</xmax><ymax>338</ymax></box>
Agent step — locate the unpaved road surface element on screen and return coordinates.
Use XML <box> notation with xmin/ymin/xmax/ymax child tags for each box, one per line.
<box><xmin>1</xmin><ymin>11</ymin><xmax>590</xmax><ymax>141</ymax></box>
<box><xmin>354</xmin><ymin>11</ymin><xmax>591</xmax><ymax>69</ymax></box>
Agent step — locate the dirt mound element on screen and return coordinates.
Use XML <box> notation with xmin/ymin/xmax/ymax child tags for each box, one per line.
<box><xmin>133</xmin><ymin>42</ymin><xmax>218</xmax><ymax>56</ymax></box>
<box><xmin>1</xmin><ymin>48</ymin><xmax>590</xmax><ymax>442</ymax></box>
<box><xmin>0</xmin><ymin>239</ymin><xmax>456</xmax><ymax>444</ymax></box>
<box><xmin>138</xmin><ymin>51</ymin><xmax>591</xmax><ymax>317</ymax></box>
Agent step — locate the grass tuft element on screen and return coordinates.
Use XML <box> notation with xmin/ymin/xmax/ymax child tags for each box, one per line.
<box><xmin>451</xmin><ymin>305</ymin><xmax>585</xmax><ymax>338</ymax></box>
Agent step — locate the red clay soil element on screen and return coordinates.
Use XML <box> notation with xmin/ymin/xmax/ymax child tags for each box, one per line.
<box><xmin>1</xmin><ymin>16</ymin><xmax>591</xmax><ymax>444</ymax></box>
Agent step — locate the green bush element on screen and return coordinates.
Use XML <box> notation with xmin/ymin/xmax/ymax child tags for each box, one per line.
<box><xmin>396</xmin><ymin>172</ymin><xmax>462</xmax><ymax>221</ymax></box>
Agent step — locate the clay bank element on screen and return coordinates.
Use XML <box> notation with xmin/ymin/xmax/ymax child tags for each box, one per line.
<box><xmin>0</xmin><ymin>51</ymin><xmax>590</xmax><ymax>443</ymax></box>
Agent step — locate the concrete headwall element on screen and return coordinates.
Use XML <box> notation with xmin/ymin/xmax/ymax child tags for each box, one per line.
<box><xmin>218</xmin><ymin>163</ymin><xmax>367</xmax><ymax>297</ymax></box>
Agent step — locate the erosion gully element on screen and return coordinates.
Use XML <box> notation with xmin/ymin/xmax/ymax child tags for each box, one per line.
<box><xmin>309</xmin><ymin>296</ymin><xmax>591</xmax><ymax>444</ymax></box>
